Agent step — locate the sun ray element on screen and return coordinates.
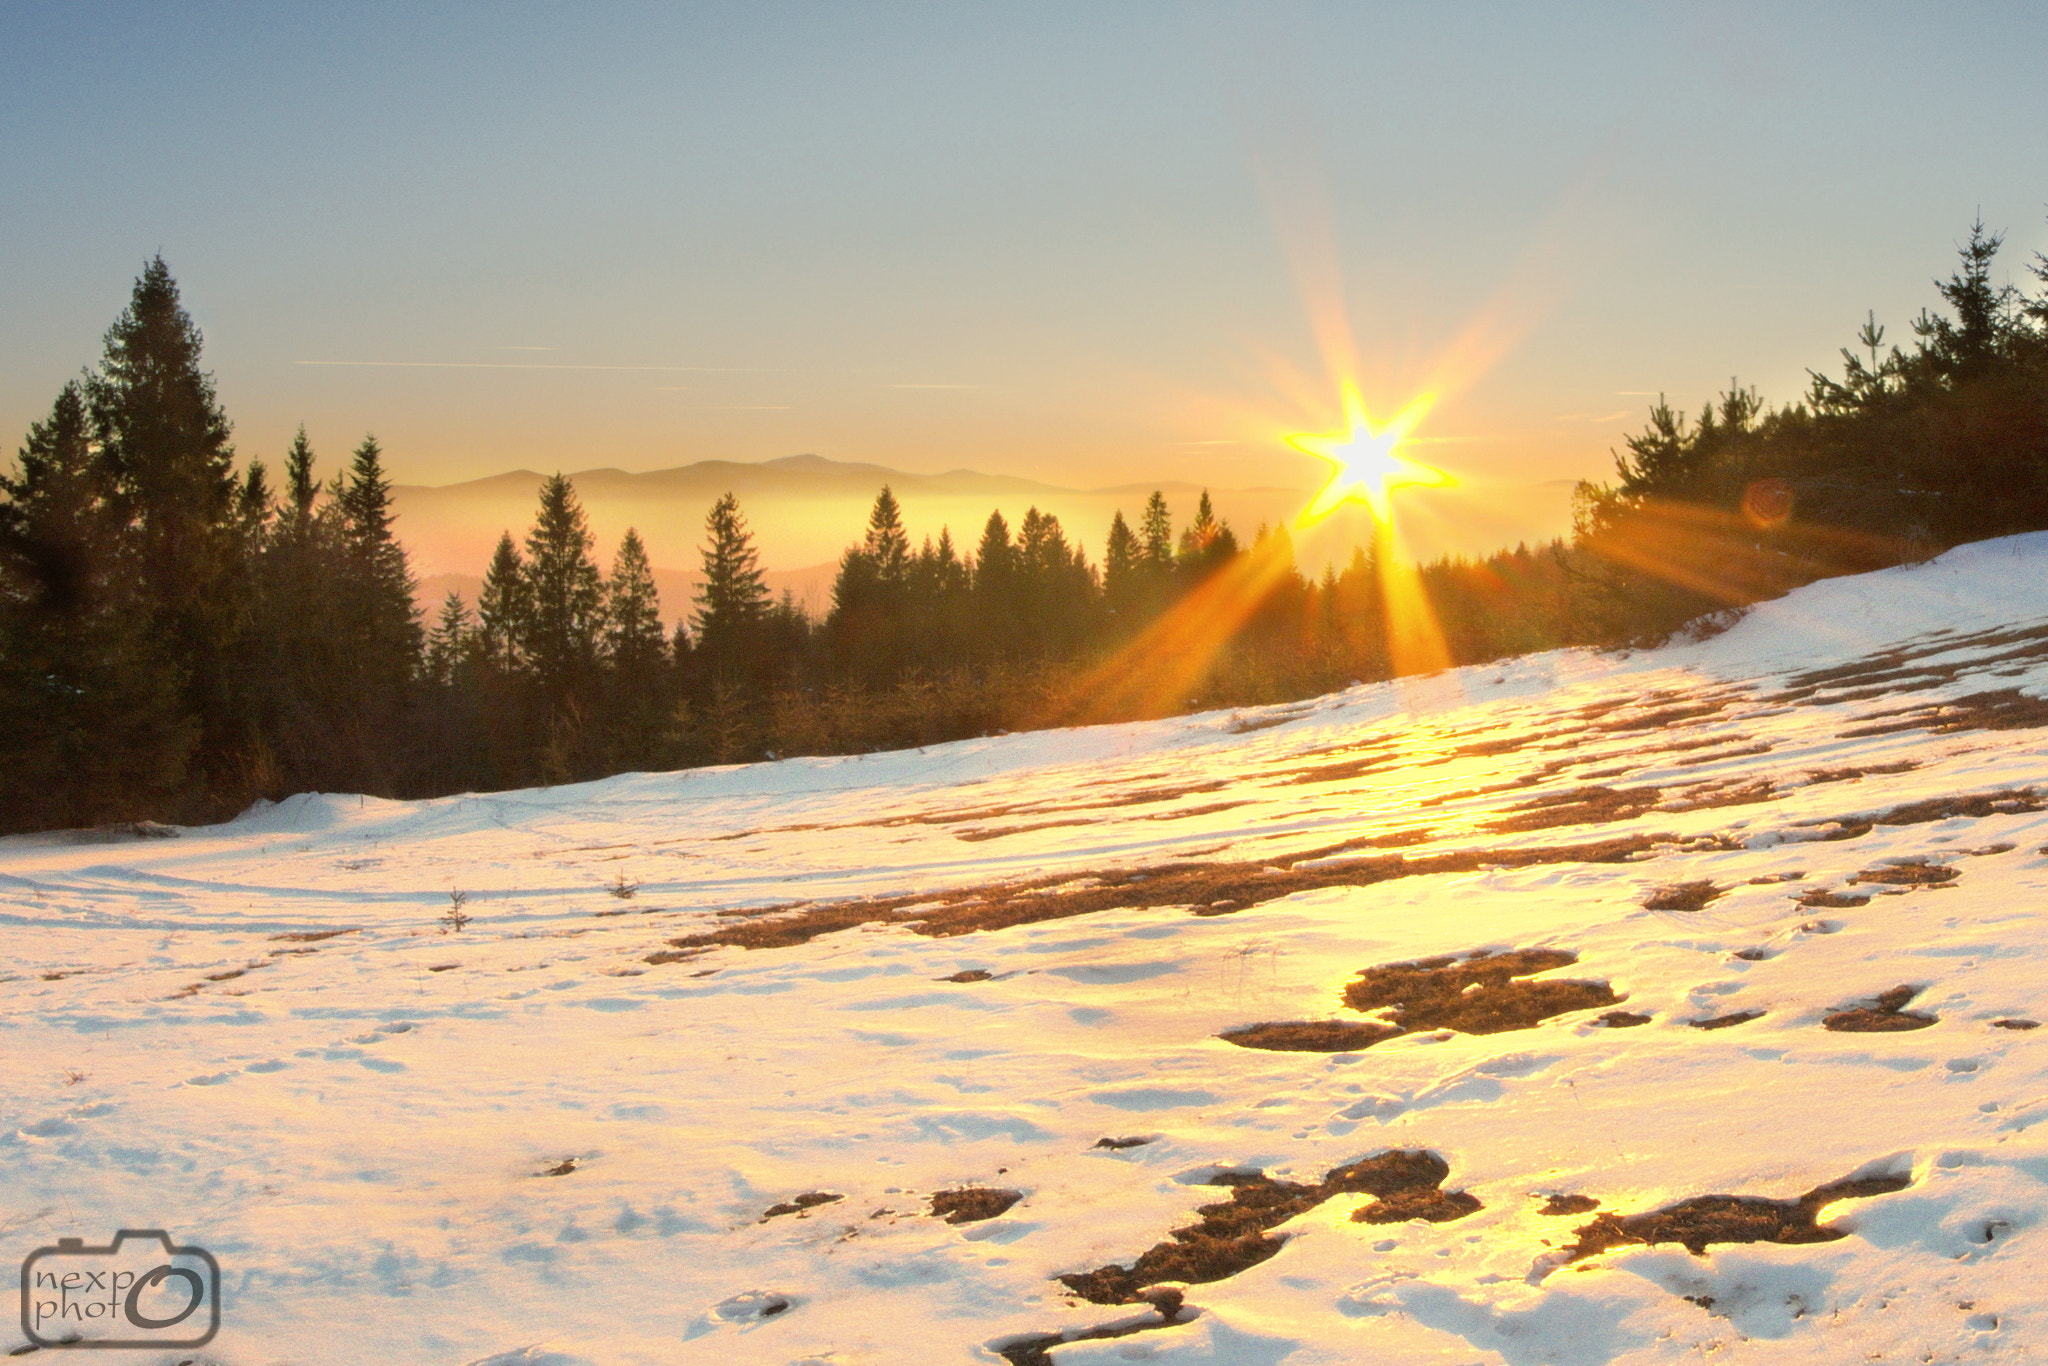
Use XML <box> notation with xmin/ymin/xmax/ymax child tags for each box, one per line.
<box><xmin>1286</xmin><ymin>384</ymin><xmax>1452</xmax><ymax>525</ymax></box>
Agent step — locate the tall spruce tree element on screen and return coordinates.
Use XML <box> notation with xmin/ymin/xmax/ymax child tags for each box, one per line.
<box><xmin>520</xmin><ymin>473</ymin><xmax>605</xmax><ymax>737</ymax></box>
<box><xmin>602</xmin><ymin>527</ymin><xmax>671</xmax><ymax>768</ymax></box>
<box><xmin>0</xmin><ymin>382</ymin><xmax>192</xmax><ymax>828</ymax></box>
<box><xmin>87</xmin><ymin>257</ymin><xmax>250</xmax><ymax>805</ymax></box>
<box><xmin>335</xmin><ymin>434</ymin><xmax>421</xmax><ymax>690</ymax></box>
<box><xmin>1102</xmin><ymin>509</ymin><xmax>1140</xmax><ymax>619</ymax></box>
<box><xmin>692</xmin><ymin>492</ymin><xmax>768</xmax><ymax>687</ymax></box>
<box><xmin>478</xmin><ymin>531</ymin><xmax>529</xmax><ymax>668</ymax></box>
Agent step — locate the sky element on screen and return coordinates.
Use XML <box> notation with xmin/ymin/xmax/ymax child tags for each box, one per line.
<box><xmin>4</xmin><ymin>1</ymin><xmax>2048</xmax><ymax>498</ymax></box>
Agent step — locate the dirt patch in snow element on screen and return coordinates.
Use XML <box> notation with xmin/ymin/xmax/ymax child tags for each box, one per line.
<box><xmin>1824</xmin><ymin>985</ymin><xmax>1938</xmax><ymax>1032</ymax></box>
<box><xmin>1805</xmin><ymin>760</ymin><xmax>1920</xmax><ymax>785</ymax></box>
<box><xmin>1688</xmin><ymin>1010</ymin><xmax>1766</xmax><ymax>1030</ymax></box>
<box><xmin>930</xmin><ymin>1188</ymin><xmax>1022</xmax><ymax>1224</ymax></box>
<box><xmin>1850</xmin><ymin>861</ymin><xmax>1959</xmax><ymax>886</ymax></box>
<box><xmin>1486</xmin><ymin>786</ymin><xmax>1664</xmax><ymax>833</ymax></box>
<box><xmin>1540</xmin><ymin>1194</ymin><xmax>1601</xmax><ymax>1215</ymax></box>
<box><xmin>1839</xmin><ymin>688</ymin><xmax>2048</xmax><ymax>738</ymax></box>
<box><xmin>1218</xmin><ymin>1020</ymin><xmax>1404</xmax><ymax>1052</ymax></box>
<box><xmin>1567</xmin><ymin>1169</ymin><xmax>1913</xmax><ymax>1259</ymax></box>
<box><xmin>1642</xmin><ymin>880</ymin><xmax>1725</xmax><ymax>912</ymax></box>
<box><xmin>657</xmin><ymin>834</ymin><xmax>1674</xmax><ymax>953</ymax></box>
<box><xmin>761</xmin><ymin>1192</ymin><xmax>842</xmax><ymax>1221</ymax></box>
<box><xmin>994</xmin><ymin>1291</ymin><xmax>1192</xmax><ymax>1366</ymax></box>
<box><xmin>1057</xmin><ymin>1149</ymin><xmax>1473</xmax><ymax>1305</ymax></box>
<box><xmin>1341</xmin><ymin>948</ymin><xmax>1620</xmax><ymax>1034</ymax></box>
<box><xmin>1796</xmin><ymin>888</ymin><xmax>1872</xmax><ymax>908</ymax></box>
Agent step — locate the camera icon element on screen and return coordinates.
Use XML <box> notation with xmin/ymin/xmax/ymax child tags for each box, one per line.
<box><xmin>19</xmin><ymin>1230</ymin><xmax>219</xmax><ymax>1350</ymax></box>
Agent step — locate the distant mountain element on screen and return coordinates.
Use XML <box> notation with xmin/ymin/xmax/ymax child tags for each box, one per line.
<box><xmin>391</xmin><ymin>454</ymin><xmax>1578</xmax><ymax>609</ymax></box>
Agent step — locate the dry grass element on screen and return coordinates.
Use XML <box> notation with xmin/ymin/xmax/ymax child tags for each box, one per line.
<box><xmin>1058</xmin><ymin>1150</ymin><xmax>1472</xmax><ymax>1305</ymax></box>
<box><xmin>1567</xmin><ymin>1170</ymin><xmax>1912</xmax><ymax>1259</ymax></box>
<box><xmin>1341</xmin><ymin>948</ymin><xmax>1620</xmax><ymax>1034</ymax></box>
<box><xmin>1823</xmin><ymin>984</ymin><xmax>1937</xmax><ymax>1032</ymax></box>
<box><xmin>1486</xmin><ymin>786</ymin><xmax>1663</xmax><ymax>833</ymax></box>
<box><xmin>655</xmin><ymin>833</ymin><xmax>1672</xmax><ymax>955</ymax></box>
<box><xmin>930</xmin><ymin>1188</ymin><xmax>1022</xmax><ymax>1224</ymax></box>
<box><xmin>1642</xmin><ymin>881</ymin><xmax>1725</xmax><ymax>912</ymax></box>
<box><xmin>1687</xmin><ymin>1010</ymin><xmax>1765</xmax><ymax>1030</ymax></box>
<box><xmin>1218</xmin><ymin>1020</ymin><xmax>1404</xmax><ymax>1053</ymax></box>
<box><xmin>760</xmin><ymin>1192</ymin><xmax>842</xmax><ymax>1221</ymax></box>
<box><xmin>1850</xmin><ymin>861</ymin><xmax>1959</xmax><ymax>886</ymax></box>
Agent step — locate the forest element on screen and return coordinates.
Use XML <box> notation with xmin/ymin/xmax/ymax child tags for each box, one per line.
<box><xmin>4</xmin><ymin>217</ymin><xmax>2047</xmax><ymax>833</ymax></box>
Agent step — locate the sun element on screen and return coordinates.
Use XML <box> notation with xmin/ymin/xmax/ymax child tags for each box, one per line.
<box><xmin>1287</xmin><ymin>385</ymin><xmax>1452</xmax><ymax>524</ymax></box>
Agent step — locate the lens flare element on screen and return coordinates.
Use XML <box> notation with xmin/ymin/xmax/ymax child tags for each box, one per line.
<box><xmin>1286</xmin><ymin>384</ymin><xmax>1452</xmax><ymax>525</ymax></box>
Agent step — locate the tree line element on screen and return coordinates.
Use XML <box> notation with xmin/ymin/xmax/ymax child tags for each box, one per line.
<box><xmin>5</xmin><ymin>219</ymin><xmax>2045</xmax><ymax>831</ymax></box>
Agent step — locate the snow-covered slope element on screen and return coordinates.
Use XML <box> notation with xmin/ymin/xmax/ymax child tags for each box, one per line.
<box><xmin>7</xmin><ymin>534</ymin><xmax>2048</xmax><ymax>1365</ymax></box>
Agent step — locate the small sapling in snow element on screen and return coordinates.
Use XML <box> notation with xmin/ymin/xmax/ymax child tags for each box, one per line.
<box><xmin>607</xmin><ymin>873</ymin><xmax>640</xmax><ymax>900</ymax></box>
<box><xmin>443</xmin><ymin>889</ymin><xmax>471</xmax><ymax>933</ymax></box>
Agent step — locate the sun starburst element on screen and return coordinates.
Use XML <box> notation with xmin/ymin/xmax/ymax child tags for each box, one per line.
<box><xmin>1287</xmin><ymin>386</ymin><xmax>1451</xmax><ymax>524</ymax></box>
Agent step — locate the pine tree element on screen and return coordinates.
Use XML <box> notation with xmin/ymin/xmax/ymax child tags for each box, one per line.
<box><xmin>520</xmin><ymin>473</ymin><xmax>604</xmax><ymax>707</ymax></box>
<box><xmin>335</xmin><ymin>435</ymin><xmax>420</xmax><ymax>674</ymax></box>
<box><xmin>89</xmin><ymin>257</ymin><xmax>239</xmax><ymax>617</ymax></box>
<box><xmin>863</xmin><ymin>485</ymin><xmax>911</xmax><ymax>586</ymax></box>
<box><xmin>692</xmin><ymin>492</ymin><xmax>768</xmax><ymax>685</ymax></box>
<box><xmin>1140</xmin><ymin>491</ymin><xmax>1173</xmax><ymax>569</ymax></box>
<box><xmin>284</xmin><ymin>425</ymin><xmax>321</xmax><ymax>534</ymax></box>
<box><xmin>478</xmin><ymin>531</ymin><xmax>529</xmax><ymax>668</ymax></box>
<box><xmin>425</xmin><ymin>591</ymin><xmax>471</xmax><ymax>689</ymax></box>
<box><xmin>605</xmin><ymin>528</ymin><xmax>665</xmax><ymax>668</ymax></box>
<box><xmin>603</xmin><ymin>528</ymin><xmax>672</xmax><ymax>768</ymax></box>
<box><xmin>85</xmin><ymin>257</ymin><xmax>249</xmax><ymax>805</ymax></box>
<box><xmin>0</xmin><ymin>381</ymin><xmax>193</xmax><ymax>828</ymax></box>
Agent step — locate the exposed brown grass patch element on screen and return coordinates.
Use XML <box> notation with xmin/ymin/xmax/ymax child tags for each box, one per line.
<box><xmin>1486</xmin><ymin>786</ymin><xmax>1662</xmax><ymax>833</ymax></box>
<box><xmin>1642</xmin><ymin>880</ymin><xmax>1725</xmax><ymax>912</ymax></box>
<box><xmin>1661</xmin><ymin>778</ymin><xmax>1779</xmax><ymax>811</ymax></box>
<box><xmin>940</xmin><ymin>969</ymin><xmax>993</xmax><ymax>983</ymax></box>
<box><xmin>1824</xmin><ymin>985</ymin><xmax>1937</xmax><ymax>1032</ymax></box>
<box><xmin>1688</xmin><ymin>1010</ymin><xmax>1765</xmax><ymax>1030</ymax></box>
<box><xmin>995</xmin><ymin>1290</ymin><xmax>1190</xmax><ymax>1366</ymax></box>
<box><xmin>1840</xmin><ymin>688</ymin><xmax>2048</xmax><ymax>738</ymax></box>
<box><xmin>1218</xmin><ymin>1020</ymin><xmax>1404</xmax><ymax>1053</ymax></box>
<box><xmin>1850</xmin><ymin>861</ymin><xmax>1958</xmax><ymax>886</ymax></box>
<box><xmin>931</xmin><ymin>1187</ymin><xmax>1022</xmax><ymax>1224</ymax></box>
<box><xmin>1540</xmin><ymin>1194</ymin><xmax>1601</xmax><ymax>1215</ymax></box>
<box><xmin>1567</xmin><ymin>1169</ymin><xmax>1912</xmax><ymax>1259</ymax></box>
<box><xmin>268</xmin><ymin>928</ymin><xmax>359</xmax><ymax>942</ymax></box>
<box><xmin>1805</xmin><ymin>760</ymin><xmax>1920</xmax><ymax>785</ymax></box>
<box><xmin>1795</xmin><ymin>888</ymin><xmax>1871</xmax><ymax>909</ymax></box>
<box><xmin>659</xmin><ymin>834</ymin><xmax>1674</xmax><ymax>953</ymax></box>
<box><xmin>1058</xmin><ymin>1150</ymin><xmax>1471</xmax><ymax>1305</ymax></box>
<box><xmin>956</xmin><ymin>818</ymin><xmax>1099</xmax><ymax>843</ymax></box>
<box><xmin>1342</xmin><ymin>948</ymin><xmax>1619</xmax><ymax>1034</ymax></box>
<box><xmin>1593</xmin><ymin>700</ymin><xmax>1732</xmax><ymax>733</ymax></box>
<box><xmin>761</xmin><ymin>1192</ymin><xmax>842</xmax><ymax>1221</ymax></box>
<box><xmin>1992</xmin><ymin>1018</ymin><xmax>2040</xmax><ymax>1030</ymax></box>
<box><xmin>1599</xmin><ymin>1010</ymin><xmax>1652</xmax><ymax>1028</ymax></box>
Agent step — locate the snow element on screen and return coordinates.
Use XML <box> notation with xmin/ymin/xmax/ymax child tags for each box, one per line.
<box><xmin>6</xmin><ymin>533</ymin><xmax>2048</xmax><ymax>1364</ymax></box>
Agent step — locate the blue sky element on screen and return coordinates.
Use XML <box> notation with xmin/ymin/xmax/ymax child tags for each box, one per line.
<box><xmin>4</xmin><ymin>1</ymin><xmax>2046</xmax><ymax>489</ymax></box>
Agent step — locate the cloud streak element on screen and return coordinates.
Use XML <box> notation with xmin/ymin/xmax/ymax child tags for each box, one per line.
<box><xmin>293</xmin><ymin>360</ymin><xmax>768</xmax><ymax>372</ymax></box>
